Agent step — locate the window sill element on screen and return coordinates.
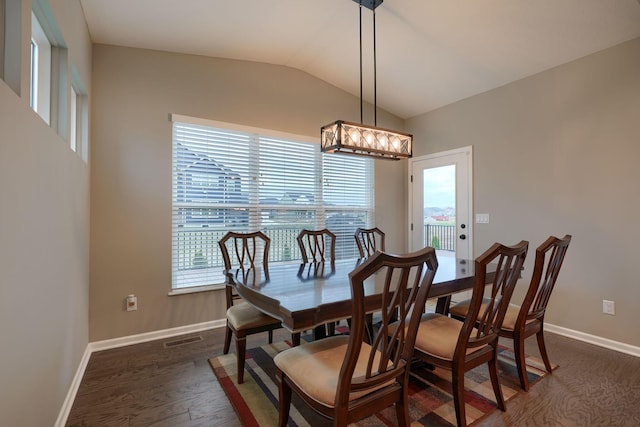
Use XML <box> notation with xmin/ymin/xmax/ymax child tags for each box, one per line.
<box><xmin>168</xmin><ymin>283</ymin><xmax>225</xmax><ymax>296</ymax></box>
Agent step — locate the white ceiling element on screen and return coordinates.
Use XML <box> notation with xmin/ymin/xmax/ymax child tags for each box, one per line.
<box><xmin>80</xmin><ymin>0</ymin><xmax>640</xmax><ymax>119</ymax></box>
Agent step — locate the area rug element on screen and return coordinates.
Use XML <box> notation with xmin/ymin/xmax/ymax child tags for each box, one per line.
<box><xmin>209</xmin><ymin>341</ymin><xmax>556</xmax><ymax>427</ymax></box>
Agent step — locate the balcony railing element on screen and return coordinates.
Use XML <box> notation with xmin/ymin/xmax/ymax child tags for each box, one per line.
<box><xmin>173</xmin><ymin>223</ymin><xmax>455</xmax><ymax>289</ymax></box>
<box><xmin>424</xmin><ymin>224</ymin><xmax>456</xmax><ymax>252</ymax></box>
<box><xmin>173</xmin><ymin>224</ymin><xmax>361</xmax><ymax>287</ymax></box>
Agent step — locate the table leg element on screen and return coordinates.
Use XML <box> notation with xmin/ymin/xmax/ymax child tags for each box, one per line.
<box><xmin>435</xmin><ymin>295</ymin><xmax>452</xmax><ymax>314</ymax></box>
<box><xmin>312</xmin><ymin>325</ymin><xmax>327</xmax><ymax>340</ymax></box>
<box><xmin>292</xmin><ymin>333</ymin><xmax>301</xmax><ymax>347</ymax></box>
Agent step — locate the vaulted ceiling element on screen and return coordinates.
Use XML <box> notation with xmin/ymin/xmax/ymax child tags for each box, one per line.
<box><xmin>80</xmin><ymin>0</ymin><xmax>640</xmax><ymax>119</ymax></box>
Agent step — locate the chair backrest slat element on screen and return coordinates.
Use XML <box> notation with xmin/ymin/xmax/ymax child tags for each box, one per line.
<box><xmin>297</xmin><ymin>229</ymin><xmax>336</xmax><ymax>263</ymax></box>
<box><xmin>220</xmin><ymin>231</ymin><xmax>270</xmax><ymax>270</ymax></box>
<box><xmin>354</xmin><ymin>227</ymin><xmax>386</xmax><ymax>258</ymax></box>
<box><xmin>335</xmin><ymin>247</ymin><xmax>438</xmax><ymax>406</ymax></box>
<box><xmin>461</xmin><ymin>241</ymin><xmax>528</xmax><ymax>352</ymax></box>
<box><xmin>525</xmin><ymin>235</ymin><xmax>572</xmax><ymax>322</ymax></box>
<box><xmin>219</xmin><ymin>231</ymin><xmax>271</xmax><ymax>308</ymax></box>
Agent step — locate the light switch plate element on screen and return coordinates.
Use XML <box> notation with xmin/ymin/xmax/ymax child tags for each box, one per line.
<box><xmin>603</xmin><ymin>300</ymin><xmax>615</xmax><ymax>315</ymax></box>
<box><xmin>475</xmin><ymin>213</ymin><xmax>490</xmax><ymax>224</ymax></box>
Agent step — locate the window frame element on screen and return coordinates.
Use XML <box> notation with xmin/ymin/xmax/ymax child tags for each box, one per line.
<box><xmin>69</xmin><ymin>85</ymin><xmax>77</xmax><ymax>151</ymax></box>
<box><xmin>0</xmin><ymin>0</ymin><xmax>5</xmax><ymax>80</ymax></box>
<box><xmin>170</xmin><ymin>114</ymin><xmax>374</xmax><ymax>293</ymax></box>
<box><xmin>30</xmin><ymin>9</ymin><xmax>51</xmax><ymax>123</ymax></box>
<box><xmin>71</xmin><ymin>67</ymin><xmax>89</xmax><ymax>161</ymax></box>
<box><xmin>2</xmin><ymin>0</ymin><xmax>21</xmax><ymax>94</ymax></box>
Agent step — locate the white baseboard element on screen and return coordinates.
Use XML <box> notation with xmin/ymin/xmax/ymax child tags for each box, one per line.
<box><xmin>55</xmin><ymin>319</ymin><xmax>226</xmax><ymax>427</ymax></box>
<box><xmin>56</xmin><ymin>319</ymin><xmax>639</xmax><ymax>426</ymax></box>
<box><xmin>54</xmin><ymin>345</ymin><xmax>92</xmax><ymax>427</ymax></box>
<box><xmin>89</xmin><ymin>319</ymin><xmax>226</xmax><ymax>352</ymax></box>
<box><xmin>545</xmin><ymin>323</ymin><xmax>640</xmax><ymax>357</ymax></box>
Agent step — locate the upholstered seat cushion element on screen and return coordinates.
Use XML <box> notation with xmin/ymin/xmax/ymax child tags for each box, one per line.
<box><xmin>449</xmin><ymin>299</ymin><xmax>535</xmax><ymax>331</ymax></box>
<box><xmin>274</xmin><ymin>336</ymin><xmax>390</xmax><ymax>408</ymax></box>
<box><xmin>501</xmin><ymin>304</ymin><xmax>536</xmax><ymax>331</ymax></box>
<box><xmin>226</xmin><ymin>302</ymin><xmax>281</xmax><ymax>330</ymax></box>
<box><xmin>448</xmin><ymin>297</ymin><xmax>489</xmax><ymax>320</ymax></box>
<box><xmin>414</xmin><ymin>313</ymin><xmax>486</xmax><ymax>360</ymax></box>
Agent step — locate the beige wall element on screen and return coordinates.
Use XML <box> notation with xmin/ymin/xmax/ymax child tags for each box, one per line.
<box><xmin>1</xmin><ymin>5</ymin><xmax>635</xmax><ymax>422</ymax></box>
<box><xmin>407</xmin><ymin>37</ymin><xmax>640</xmax><ymax>347</ymax></box>
<box><xmin>89</xmin><ymin>44</ymin><xmax>407</xmax><ymax>341</ymax></box>
<box><xmin>0</xmin><ymin>1</ymin><xmax>91</xmax><ymax>426</ymax></box>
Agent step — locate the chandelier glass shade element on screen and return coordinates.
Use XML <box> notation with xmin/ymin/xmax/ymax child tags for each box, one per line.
<box><xmin>321</xmin><ymin>120</ymin><xmax>412</xmax><ymax>160</ymax></box>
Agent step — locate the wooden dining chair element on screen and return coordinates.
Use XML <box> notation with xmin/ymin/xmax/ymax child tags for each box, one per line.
<box><xmin>297</xmin><ymin>228</ymin><xmax>339</xmax><ymax>335</ymax></box>
<box><xmin>354</xmin><ymin>227</ymin><xmax>385</xmax><ymax>258</ymax></box>
<box><xmin>297</xmin><ymin>228</ymin><xmax>336</xmax><ymax>263</ymax></box>
<box><xmin>450</xmin><ymin>234</ymin><xmax>571</xmax><ymax>391</ymax></box>
<box><xmin>274</xmin><ymin>247</ymin><xmax>439</xmax><ymax>427</ymax></box>
<box><xmin>219</xmin><ymin>231</ymin><xmax>284</xmax><ymax>384</ymax></box>
<box><xmin>354</xmin><ymin>227</ymin><xmax>387</xmax><ymax>337</ymax></box>
<box><xmin>411</xmin><ymin>240</ymin><xmax>528</xmax><ymax>427</ymax></box>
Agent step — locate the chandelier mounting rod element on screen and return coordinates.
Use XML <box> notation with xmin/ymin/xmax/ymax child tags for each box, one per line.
<box><xmin>357</xmin><ymin>1</ymin><xmax>379</xmax><ymax>126</ymax></box>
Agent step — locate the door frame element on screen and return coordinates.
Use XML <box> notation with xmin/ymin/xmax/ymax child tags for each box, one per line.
<box><xmin>408</xmin><ymin>145</ymin><xmax>474</xmax><ymax>258</ymax></box>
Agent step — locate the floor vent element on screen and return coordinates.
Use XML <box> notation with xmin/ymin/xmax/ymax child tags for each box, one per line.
<box><xmin>163</xmin><ymin>335</ymin><xmax>203</xmax><ymax>348</ymax></box>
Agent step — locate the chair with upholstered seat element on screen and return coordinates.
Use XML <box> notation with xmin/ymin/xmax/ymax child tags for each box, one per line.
<box><xmin>274</xmin><ymin>247</ymin><xmax>439</xmax><ymax>427</ymax></box>
<box><xmin>297</xmin><ymin>228</ymin><xmax>338</xmax><ymax>336</ymax></box>
<box><xmin>354</xmin><ymin>227</ymin><xmax>385</xmax><ymax>258</ymax></box>
<box><xmin>354</xmin><ymin>227</ymin><xmax>387</xmax><ymax>337</ymax></box>
<box><xmin>449</xmin><ymin>234</ymin><xmax>571</xmax><ymax>391</ymax></box>
<box><xmin>219</xmin><ymin>231</ymin><xmax>284</xmax><ymax>384</ymax></box>
<box><xmin>411</xmin><ymin>240</ymin><xmax>528</xmax><ymax>427</ymax></box>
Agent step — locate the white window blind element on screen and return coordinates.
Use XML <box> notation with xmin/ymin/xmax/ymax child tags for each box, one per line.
<box><xmin>171</xmin><ymin>116</ymin><xmax>374</xmax><ymax>290</ymax></box>
<box><xmin>323</xmin><ymin>154</ymin><xmax>374</xmax><ymax>259</ymax></box>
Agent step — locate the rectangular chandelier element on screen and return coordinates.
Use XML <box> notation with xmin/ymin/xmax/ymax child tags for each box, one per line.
<box><xmin>321</xmin><ymin>120</ymin><xmax>412</xmax><ymax>160</ymax></box>
<box><xmin>320</xmin><ymin>1</ymin><xmax>413</xmax><ymax>161</ymax></box>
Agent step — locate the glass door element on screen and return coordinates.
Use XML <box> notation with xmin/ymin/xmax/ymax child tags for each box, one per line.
<box><xmin>409</xmin><ymin>146</ymin><xmax>473</xmax><ymax>259</ymax></box>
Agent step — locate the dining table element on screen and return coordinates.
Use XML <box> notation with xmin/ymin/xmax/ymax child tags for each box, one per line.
<box><xmin>225</xmin><ymin>255</ymin><xmax>497</xmax><ymax>344</ymax></box>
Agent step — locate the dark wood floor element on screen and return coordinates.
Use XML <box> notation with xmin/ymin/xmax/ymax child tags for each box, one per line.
<box><xmin>66</xmin><ymin>326</ymin><xmax>640</xmax><ymax>426</ymax></box>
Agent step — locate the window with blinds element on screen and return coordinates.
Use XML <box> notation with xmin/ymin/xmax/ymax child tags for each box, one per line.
<box><xmin>171</xmin><ymin>117</ymin><xmax>374</xmax><ymax>290</ymax></box>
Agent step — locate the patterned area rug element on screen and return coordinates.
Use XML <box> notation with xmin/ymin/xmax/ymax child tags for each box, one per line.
<box><xmin>210</xmin><ymin>340</ymin><xmax>555</xmax><ymax>427</ymax></box>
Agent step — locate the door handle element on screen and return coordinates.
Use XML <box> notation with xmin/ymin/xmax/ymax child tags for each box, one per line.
<box><xmin>459</xmin><ymin>234</ymin><xmax>466</xmax><ymax>240</ymax></box>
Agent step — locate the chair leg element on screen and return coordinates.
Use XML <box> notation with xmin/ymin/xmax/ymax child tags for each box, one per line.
<box><xmin>395</xmin><ymin>387</ymin><xmax>410</xmax><ymax>427</ymax></box>
<box><xmin>276</xmin><ymin>371</ymin><xmax>292</xmax><ymax>427</ymax></box>
<box><xmin>327</xmin><ymin>322</ymin><xmax>336</xmax><ymax>336</ymax></box>
<box><xmin>223</xmin><ymin>325</ymin><xmax>233</xmax><ymax>354</ymax></box>
<box><xmin>536</xmin><ymin>329</ymin><xmax>553</xmax><ymax>373</ymax></box>
<box><xmin>488</xmin><ymin>354</ymin><xmax>506</xmax><ymax>411</ymax></box>
<box><xmin>513</xmin><ymin>333</ymin><xmax>530</xmax><ymax>391</ymax></box>
<box><xmin>452</xmin><ymin>367</ymin><xmax>467</xmax><ymax>427</ymax></box>
<box><xmin>236</xmin><ymin>334</ymin><xmax>247</xmax><ymax>384</ymax></box>
<box><xmin>268</xmin><ymin>329</ymin><xmax>274</xmax><ymax>344</ymax></box>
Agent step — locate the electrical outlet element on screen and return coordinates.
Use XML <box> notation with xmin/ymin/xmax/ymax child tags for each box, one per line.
<box><xmin>602</xmin><ymin>300</ymin><xmax>615</xmax><ymax>315</ymax></box>
<box><xmin>126</xmin><ymin>294</ymin><xmax>138</xmax><ymax>311</ymax></box>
